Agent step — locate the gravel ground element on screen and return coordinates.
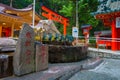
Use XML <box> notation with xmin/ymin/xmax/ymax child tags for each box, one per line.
<box><xmin>69</xmin><ymin>59</ymin><xmax>120</xmax><ymax>80</ymax></box>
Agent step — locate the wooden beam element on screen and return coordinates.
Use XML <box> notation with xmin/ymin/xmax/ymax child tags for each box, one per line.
<box><xmin>95</xmin><ymin>11</ymin><xmax>120</xmax><ymax>20</ymax></box>
<box><xmin>0</xmin><ymin>14</ymin><xmax>17</xmax><ymax>22</ymax></box>
<box><xmin>0</xmin><ymin>26</ymin><xmax>2</xmax><ymax>37</ymax></box>
<box><xmin>11</xmin><ymin>23</ymin><xmax>15</xmax><ymax>37</ymax></box>
<box><xmin>103</xmin><ymin>19</ymin><xmax>112</xmax><ymax>26</ymax></box>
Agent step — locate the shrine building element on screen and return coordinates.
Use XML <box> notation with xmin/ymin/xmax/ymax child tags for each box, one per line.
<box><xmin>0</xmin><ymin>3</ymin><xmax>41</xmax><ymax>37</ymax></box>
<box><xmin>81</xmin><ymin>24</ymin><xmax>92</xmax><ymax>44</ymax></box>
<box><xmin>94</xmin><ymin>30</ymin><xmax>111</xmax><ymax>49</ymax></box>
<box><xmin>92</xmin><ymin>0</ymin><xmax>120</xmax><ymax>51</ymax></box>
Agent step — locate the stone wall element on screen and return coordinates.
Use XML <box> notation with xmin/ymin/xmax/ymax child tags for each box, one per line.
<box><xmin>88</xmin><ymin>48</ymin><xmax>120</xmax><ymax>59</ymax></box>
<box><xmin>49</xmin><ymin>45</ymin><xmax>88</xmax><ymax>63</ymax></box>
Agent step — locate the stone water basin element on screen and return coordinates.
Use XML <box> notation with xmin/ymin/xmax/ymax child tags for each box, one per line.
<box><xmin>48</xmin><ymin>45</ymin><xmax>88</xmax><ymax>63</ymax></box>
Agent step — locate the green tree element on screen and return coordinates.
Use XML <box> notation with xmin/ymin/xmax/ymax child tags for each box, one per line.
<box><xmin>59</xmin><ymin>1</ymin><xmax>75</xmax><ymax>35</ymax></box>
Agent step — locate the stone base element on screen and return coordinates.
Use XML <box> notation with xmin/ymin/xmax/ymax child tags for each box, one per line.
<box><xmin>88</xmin><ymin>48</ymin><xmax>120</xmax><ymax>59</ymax></box>
<box><xmin>49</xmin><ymin>45</ymin><xmax>88</xmax><ymax>63</ymax></box>
<box><xmin>0</xmin><ymin>54</ymin><xmax>13</xmax><ymax>78</ymax></box>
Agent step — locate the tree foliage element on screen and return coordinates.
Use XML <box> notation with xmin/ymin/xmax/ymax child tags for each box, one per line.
<box><xmin>59</xmin><ymin>1</ymin><xmax>73</xmax><ymax>17</ymax></box>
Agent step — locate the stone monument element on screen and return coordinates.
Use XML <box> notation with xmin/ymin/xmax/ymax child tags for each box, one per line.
<box><xmin>36</xmin><ymin>44</ymin><xmax>48</xmax><ymax>72</ymax></box>
<box><xmin>13</xmin><ymin>23</ymin><xmax>35</xmax><ymax>76</ymax></box>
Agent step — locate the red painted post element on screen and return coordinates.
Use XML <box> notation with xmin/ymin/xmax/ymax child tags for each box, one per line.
<box><xmin>96</xmin><ymin>35</ymin><xmax>99</xmax><ymax>48</ymax></box>
<box><xmin>111</xmin><ymin>20</ymin><xmax>117</xmax><ymax>51</ymax></box>
<box><xmin>63</xmin><ymin>22</ymin><xmax>67</xmax><ymax>36</ymax></box>
<box><xmin>48</xmin><ymin>13</ymin><xmax>52</xmax><ymax>20</ymax></box>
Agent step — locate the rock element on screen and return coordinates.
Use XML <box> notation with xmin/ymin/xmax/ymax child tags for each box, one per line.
<box><xmin>13</xmin><ymin>23</ymin><xmax>35</xmax><ymax>76</ymax></box>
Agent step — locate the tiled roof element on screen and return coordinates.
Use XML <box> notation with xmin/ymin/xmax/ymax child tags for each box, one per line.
<box><xmin>91</xmin><ymin>0</ymin><xmax>120</xmax><ymax>15</ymax></box>
<box><xmin>0</xmin><ymin>3</ymin><xmax>32</xmax><ymax>12</ymax></box>
<box><xmin>94</xmin><ymin>30</ymin><xmax>111</xmax><ymax>36</ymax></box>
<box><xmin>81</xmin><ymin>24</ymin><xmax>91</xmax><ymax>29</ymax></box>
<box><xmin>0</xmin><ymin>12</ymin><xmax>20</xmax><ymax>18</ymax></box>
<box><xmin>0</xmin><ymin>3</ymin><xmax>41</xmax><ymax>23</ymax></box>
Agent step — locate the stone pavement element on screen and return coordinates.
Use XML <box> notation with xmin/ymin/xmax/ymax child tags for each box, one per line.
<box><xmin>1</xmin><ymin>58</ymin><xmax>103</xmax><ymax>80</ymax></box>
<box><xmin>69</xmin><ymin>59</ymin><xmax>120</xmax><ymax>80</ymax></box>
